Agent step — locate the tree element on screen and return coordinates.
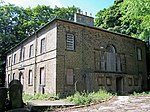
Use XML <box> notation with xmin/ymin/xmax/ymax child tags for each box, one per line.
<box><xmin>0</xmin><ymin>4</ymin><xmax>78</xmax><ymax>86</ymax></box>
<box><xmin>95</xmin><ymin>0</ymin><xmax>150</xmax><ymax>41</ymax></box>
<box><xmin>121</xmin><ymin>0</ymin><xmax>150</xmax><ymax>40</ymax></box>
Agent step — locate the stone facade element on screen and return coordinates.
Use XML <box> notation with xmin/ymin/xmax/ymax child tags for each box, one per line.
<box><xmin>5</xmin><ymin>13</ymin><xmax>147</xmax><ymax>95</ymax></box>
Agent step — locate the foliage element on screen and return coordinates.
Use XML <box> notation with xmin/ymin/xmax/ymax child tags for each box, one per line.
<box><xmin>0</xmin><ymin>4</ymin><xmax>78</xmax><ymax>86</ymax></box>
<box><xmin>23</xmin><ymin>93</ymin><xmax>60</xmax><ymax>102</ymax></box>
<box><xmin>67</xmin><ymin>89</ymin><xmax>112</xmax><ymax>105</ymax></box>
<box><xmin>95</xmin><ymin>0</ymin><xmax>150</xmax><ymax>41</ymax></box>
<box><xmin>132</xmin><ymin>91</ymin><xmax>150</xmax><ymax>96</ymax></box>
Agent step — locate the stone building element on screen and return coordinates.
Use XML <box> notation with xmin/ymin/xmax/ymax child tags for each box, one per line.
<box><xmin>5</xmin><ymin>13</ymin><xmax>147</xmax><ymax>95</ymax></box>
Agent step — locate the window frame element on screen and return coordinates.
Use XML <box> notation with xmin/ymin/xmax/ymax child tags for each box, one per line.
<box><xmin>40</xmin><ymin>38</ymin><xmax>46</xmax><ymax>54</ymax></box>
<box><xmin>106</xmin><ymin>77</ymin><xmax>112</xmax><ymax>86</ymax></box>
<box><xmin>13</xmin><ymin>54</ymin><xmax>16</xmax><ymax>64</ymax></box>
<box><xmin>28</xmin><ymin>70</ymin><xmax>33</xmax><ymax>86</ymax></box>
<box><xmin>137</xmin><ymin>47</ymin><xmax>142</xmax><ymax>61</ymax></box>
<box><xmin>128</xmin><ymin>78</ymin><xmax>132</xmax><ymax>86</ymax></box>
<box><xmin>29</xmin><ymin>44</ymin><xmax>34</xmax><ymax>58</ymax></box>
<box><xmin>97</xmin><ymin>77</ymin><xmax>103</xmax><ymax>86</ymax></box>
<box><xmin>8</xmin><ymin>57</ymin><xmax>11</xmax><ymax>66</ymax></box>
<box><xmin>39</xmin><ymin>67</ymin><xmax>46</xmax><ymax>86</ymax></box>
<box><xmin>19</xmin><ymin>46</ymin><xmax>25</xmax><ymax>61</ymax></box>
<box><xmin>66</xmin><ymin>68</ymin><xmax>74</xmax><ymax>85</ymax></box>
<box><xmin>66</xmin><ymin>33</ymin><xmax>75</xmax><ymax>51</ymax></box>
<box><xmin>134</xmin><ymin>78</ymin><xmax>138</xmax><ymax>86</ymax></box>
<box><xmin>8</xmin><ymin>74</ymin><xmax>10</xmax><ymax>84</ymax></box>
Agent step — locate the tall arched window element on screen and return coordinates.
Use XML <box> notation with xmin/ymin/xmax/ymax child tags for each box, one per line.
<box><xmin>106</xmin><ymin>45</ymin><xmax>116</xmax><ymax>72</ymax></box>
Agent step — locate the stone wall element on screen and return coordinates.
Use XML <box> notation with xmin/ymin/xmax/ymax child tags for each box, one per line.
<box><xmin>5</xmin><ymin>22</ymin><xmax>57</xmax><ymax>95</ymax></box>
<box><xmin>56</xmin><ymin>20</ymin><xmax>147</xmax><ymax>94</ymax></box>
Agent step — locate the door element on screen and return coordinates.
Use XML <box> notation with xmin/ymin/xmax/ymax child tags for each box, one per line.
<box><xmin>116</xmin><ymin>77</ymin><xmax>123</xmax><ymax>93</ymax></box>
<box><xmin>86</xmin><ymin>73</ymin><xmax>93</xmax><ymax>92</ymax></box>
<box><xmin>39</xmin><ymin>67</ymin><xmax>45</xmax><ymax>94</ymax></box>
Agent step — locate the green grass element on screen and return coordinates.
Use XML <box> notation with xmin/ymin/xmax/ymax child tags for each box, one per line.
<box><xmin>67</xmin><ymin>89</ymin><xmax>112</xmax><ymax>105</ymax></box>
<box><xmin>23</xmin><ymin>93</ymin><xmax>60</xmax><ymax>102</ymax></box>
<box><xmin>23</xmin><ymin>89</ymin><xmax>113</xmax><ymax>105</ymax></box>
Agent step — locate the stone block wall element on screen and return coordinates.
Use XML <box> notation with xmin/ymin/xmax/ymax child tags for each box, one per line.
<box><xmin>56</xmin><ymin>20</ymin><xmax>147</xmax><ymax>94</ymax></box>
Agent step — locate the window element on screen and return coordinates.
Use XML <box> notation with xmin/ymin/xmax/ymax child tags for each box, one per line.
<box><xmin>106</xmin><ymin>77</ymin><xmax>112</xmax><ymax>86</ymax></box>
<box><xmin>40</xmin><ymin>67</ymin><xmax>45</xmax><ymax>86</ymax></box>
<box><xmin>8</xmin><ymin>74</ymin><xmax>10</xmax><ymax>84</ymax></box>
<box><xmin>23</xmin><ymin>47</ymin><xmax>25</xmax><ymax>60</ymax></box>
<box><xmin>13</xmin><ymin>54</ymin><xmax>16</xmax><ymax>64</ymax></box>
<box><xmin>100</xmin><ymin>52</ymin><xmax>106</xmax><ymax>71</ymax></box>
<box><xmin>134</xmin><ymin>78</ymin><xmax>138</xmax><ymax>86</ymax></box>
<box><xmin>97</xmin><ymin>77</ymin><xmax>103</xmax><ymax>86</ymax></box>
<box><xmin>28</xmin><ymin>70</ymin><xmax>33</xmax><ymax>85</ymax></box>
<box><xmin>128</xmin><ymin>78</ymin><xmax>132</xmax><ymax>86</ymax></box>
<box><xmin>106</xmin><ymin>45</ymin><xmax>116</xmax><ymax>72</ymax></box>
<box><xmin>40</xmin><ymin>38</ymin><xmax>46</xmax><ymax>53</ymax></box>
<box><xmin>19</xmin><ymin>47</ymin><xmax>22</xmax><ymax>61</ymax></box>
<box><xmin>116</xmin><ymin>55</ymin><xmax>121</xmax><ymax>72</ymax></box>
<box><xmin>66</xmin><ymin>69</ymin><xmax>74</xmax><ymax>85</ymax></box>
<box><xmin>9</xmin><ymin>57</ymin><xmax>11</xmax><ymax>66</ymax></box>
<box><xmin>137</xmin><ymin>48</ymin><xmax>142</xmax><ymax>60</ymax></box>
<box><xmin>13</xmin><ymin>73</ymin><xmax>15</xmax><ymax>80</ymax></box>
<box><xmin>19</xmin><ymin>72</ymin><xmax>24</xmax><ymax>85</ymax></box>
<box><xmin>66</xmin><ymin>34</ymin><xmax>75</xmax><ymax>51</ymax></box>
<box><xmin>20</xmin><ymin>47</ymin><xmax>25</xmax><ymax>61</ymax></box>
<box><xmin>29</xmin><ymin>44</ymin><xmax>34</xmax><ymax>58</ymax></box>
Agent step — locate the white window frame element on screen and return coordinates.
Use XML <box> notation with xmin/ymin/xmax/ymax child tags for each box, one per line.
<box><xmin>19</xmin><ymin>46</ymin><xmax>25</xmax><ymax>61</ymax></box>
<box><xmin>28</xmin><ymin>70</ymin><xmax>33</xmax><ymax>85</ymax></box>
<box><xmin>40</xmin><ymin>38</ymin><xmax>46</xmax><ymax>54</ymax></box>
<box><xmin>29</xmin><ymin>44</ymin><xmax>34</xmax><ymax>58</ymax></box>
<box><xmin>40</xmin><ymin>67</ymin><xmax>46</xmax><ymax>86</ymax></box>
<box><xmin>8</xmin><ymin>74</ymin><xmax>10</xmax><ymax>84</ymax></box>
<box><xmin>9</xmin><ymin>57</ymin><xmax>11</xmax><ymax>66</ymax></box>
<box><xmin>13</xmin><ymin>54</ymin><xmax>16</xmax><ymax>64</ymax></box>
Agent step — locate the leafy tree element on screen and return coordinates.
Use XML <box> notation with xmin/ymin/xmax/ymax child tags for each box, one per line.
<box><xmin>0</xmin><ymin>4</ymin><xmax>78</xmax><ymax>86</ymax></box>
<box><xmin>95</xmin><ymin>0</ymin><xmax>123</xmax><ymax>33</ymax></box>
<box><xmin>95</xmin><ymin>0</ymin><xmax>150</xmax><ymax>41</ymax></box>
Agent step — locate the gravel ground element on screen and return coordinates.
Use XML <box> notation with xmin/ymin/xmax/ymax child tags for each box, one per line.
<box><xmin>55</xmin><ymin>96</ymin><xmax>150</xmax><ymax>112</ymax></box>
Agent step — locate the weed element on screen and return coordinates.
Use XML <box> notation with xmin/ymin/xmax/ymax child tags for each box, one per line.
<box><xmin>67</xmin><ymin>89</ymin><xmax>112</xmax><ymax>105</ymax></box>
<box><xmin>23</xmin><ymin>93</ymin><xmax>60</xmax><ymax>102</ymax></box>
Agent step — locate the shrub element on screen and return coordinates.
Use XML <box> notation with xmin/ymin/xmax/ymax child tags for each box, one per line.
<box><xmin>132</xmin><ymin>91</ymin><xmax>150</xmax><ymax>96</ymax></box>
<box><xmin>67</xmin><ymin>89</ymin><xmax>112</xmax><ymax>105</ymax></box>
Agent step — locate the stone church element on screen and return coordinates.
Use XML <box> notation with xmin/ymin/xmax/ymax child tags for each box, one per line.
<box><xmin>5</xmin><ymin>13</ymin><xmax>147</xmax><ymax>95</ymax></box>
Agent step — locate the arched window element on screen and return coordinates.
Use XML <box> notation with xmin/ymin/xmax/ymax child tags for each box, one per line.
<box><xmin>106</xmin><ymin>45</ymin><xmax>116</xmax><ymax>72</ymax></box>
<box><xmin>99</xmin><ymin>45</ymin><xmax>122</xmax><ymax>72</ymax></box>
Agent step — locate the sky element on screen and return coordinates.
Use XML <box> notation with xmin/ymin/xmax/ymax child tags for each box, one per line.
<box><xmin>2</xmin><ymin>0</ymin><xmax>115</xmax><ymax>17</ymax></box>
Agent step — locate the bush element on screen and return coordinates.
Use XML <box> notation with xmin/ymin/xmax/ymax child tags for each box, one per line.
<box><xmin>132</xmin><ymin>91</ymin><xmax>150</xmax><ymax>96</ymax></box>
<box><xmin>23</xmin><ymin>93</ymin><xmax>60</xmax><ymax>102</ymax></box>
<box><xmin>67</xmin><ymin>89</ymin><xmax>112</xmax><ymax>105</ymax></box>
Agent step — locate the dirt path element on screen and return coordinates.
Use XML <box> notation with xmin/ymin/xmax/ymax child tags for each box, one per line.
<box><xmin>57</xmin><ymin>96</ymin><xmax>150</xmax><ymax>112</ymax></box>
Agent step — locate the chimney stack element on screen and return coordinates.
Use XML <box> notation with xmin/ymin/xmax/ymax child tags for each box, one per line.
<box><xmin>74</xmin><ymin>11</ymin><xmax>94</xmax><ymax>26</ymax></box>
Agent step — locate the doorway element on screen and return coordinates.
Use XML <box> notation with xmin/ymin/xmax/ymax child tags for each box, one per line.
<box><xmin>116</xmin><ymin>77</ymin><xmax>123</xmax><ymax>93</ymax></box>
